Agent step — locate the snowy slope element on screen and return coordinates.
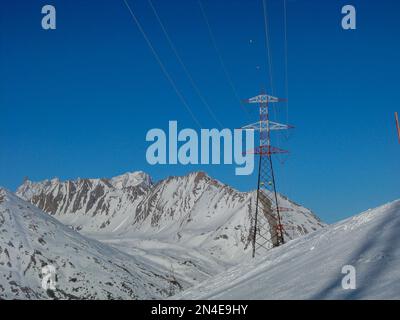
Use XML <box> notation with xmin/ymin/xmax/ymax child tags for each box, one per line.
<box><xmin>174</xmin><ymin>199</ymin><xmax>400</xmax><ymax>300</ymax></box>
<box><xmin>0</xmin><ymin>188</ymin><xmax>177</xmax><ymax>299</ymax></box>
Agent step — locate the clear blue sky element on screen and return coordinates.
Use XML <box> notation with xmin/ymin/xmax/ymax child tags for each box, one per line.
<box><xmin>1</xmin><ymin>0</ymin><xmax>399</xmax><ymax>223</ymax></box>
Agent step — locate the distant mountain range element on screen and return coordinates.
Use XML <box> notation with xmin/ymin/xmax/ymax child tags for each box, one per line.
<box><xmin>16</xmin><ymin>171</ymin><xmax>325</xmax><ymax>261</ymax></box>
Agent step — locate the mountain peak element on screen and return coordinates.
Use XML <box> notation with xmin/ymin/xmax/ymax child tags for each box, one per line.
<box><xmin>109</xmin><ymin>171</ymin><xmax>152</xmax><ymax>189</ymax></box>
<box><xmin>16</xmin><ymin>170</ymin><xmax>152</xmax><ymax>199</ymax></box>
<box><xmin>0</xmin><ymin>187</ymin><xmax>8</xmax><ymax>202</ymax></box>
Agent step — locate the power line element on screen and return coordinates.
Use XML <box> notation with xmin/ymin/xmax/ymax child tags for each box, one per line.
<box><xmin>262</xmin><ymin>0</ymin><xmax>275</xmax><ymax>96</ymax></box>
<box><xmin>261</xmin><ymin>0</ymin><xmax>282</xmax><ymax>152</ymax></box>
<box><xmin>283</xmin><ymin>0</ymin><xmax>289</xmax><ymax>127</ymax></box>
<box><xmin>122</xmin><ymin>0</ymin><xmax>202</xmax><ymax>128</ymax></box>
<box><xmin>281</xmin><ymin>0</ymin><xmax>292</xmax><ymax>144</ymax></box>
<box><xmin>197</xmin><ymin>0</ymin><xmax>251</xmax><ymax>119</ymax></box>
<box><xmin>147</xmin><ymin>0</ymin><xmax>223</xmax><ymax>128</ymax></box>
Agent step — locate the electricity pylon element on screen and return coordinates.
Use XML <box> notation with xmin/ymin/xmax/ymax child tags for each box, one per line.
<box><xmin>242</xmin><ymin>92</ymin><xmax>292</xmax><ymax>258</ymax></box>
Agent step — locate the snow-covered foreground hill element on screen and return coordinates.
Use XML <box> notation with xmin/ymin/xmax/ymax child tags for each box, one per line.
<box><xmin>0</xmin><ymin>189</ymin><xmax>176</xmax><ymax>299</ymax></box>
<box><xmin>174</xmin><ymin>200</ymin><xmax>400</xmax><ymax>299</ymax></box>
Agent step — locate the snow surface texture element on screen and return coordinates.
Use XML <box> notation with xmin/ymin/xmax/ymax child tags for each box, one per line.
<box><xmin>16</xmin><ymin>171</ymin><xmax>324</xmax><ymax>289</ymax></box>
<box><xmin>174</xmin><ymin>200</ymin><xmax>400</xmax><ymax>300</ymax></box>
<box><xmin>0</xmin><ymin>189</ymin><xmax>176</xmax><ymax>299</ymax></box>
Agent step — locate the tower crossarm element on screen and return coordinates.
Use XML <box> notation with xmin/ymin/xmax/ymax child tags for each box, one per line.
<box><xmin>241</xmin><ymin>120</ymin><xmax>293</xmax><ymax>131</ymax></box>
<box><xmin>243</xmin><ymin>94</ymin><xmax>286</xmax><ymax>104</ymax></box>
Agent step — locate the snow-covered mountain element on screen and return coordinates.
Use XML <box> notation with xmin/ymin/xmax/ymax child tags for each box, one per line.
<box><xmin>16</xmin><ymin>171</ymin><xmax>152</xmax><ymax>233</ymax></box>
<box><xmin>174</xmin><ymin>199</ymin><xmax>400</xmax><ymax>300</ymax></box>
<box><xmin>16</xmin><ymin>171</ymin><xmax>324</xmax><ymax>262</ymax></box>
<box><xmin>0</xmin><ymin>188</ymin><xmax>177</xmax><ymax>299</ymax></box>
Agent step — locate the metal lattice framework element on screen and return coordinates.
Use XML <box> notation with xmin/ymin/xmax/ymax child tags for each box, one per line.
<box><xmin>242</xmin><ymin>92</ymin><xmax>293</xmax><ymax>257</ymax></box>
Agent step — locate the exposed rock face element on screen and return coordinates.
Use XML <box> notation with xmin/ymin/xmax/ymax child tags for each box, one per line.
<box><xmin>17</xmin><ymin>172</ymin><xmax>151</xmax><ymax>233</ymax></box>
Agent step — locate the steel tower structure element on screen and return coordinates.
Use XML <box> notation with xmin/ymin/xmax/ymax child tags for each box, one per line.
<box><xmin>242</xmin><ymin>92</ymin><xmax>292</xmax><ymax>258</ymax></box>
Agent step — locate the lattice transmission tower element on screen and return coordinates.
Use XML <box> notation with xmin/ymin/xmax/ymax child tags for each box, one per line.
<box><xmin>242</xmin><ymin>92</ymin><xmax>293</xmax><ymax>258</ymax></box>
